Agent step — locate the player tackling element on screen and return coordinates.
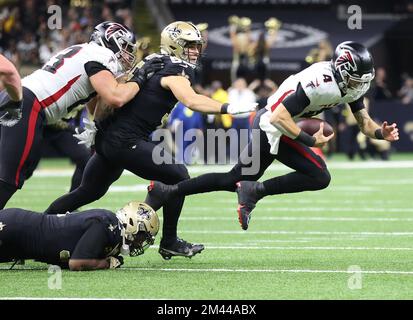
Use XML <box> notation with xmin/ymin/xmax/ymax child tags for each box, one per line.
<box><xmin>0</xmin><ymin>21</ymin><xmax>164</xmax><ymax>209</ymax></box>
<box><xmin>146</xmin><ymin>41</ymin><xmax>399</xmax><ymax>231</ymax></box>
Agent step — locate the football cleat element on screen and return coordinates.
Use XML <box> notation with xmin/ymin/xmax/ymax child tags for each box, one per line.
<box><xmin>145</xmin><ymin>181</ymin><xmax>174</xmax><ymax>211</ymax></box>
<box><xmin>159</xmin><ymin>237</ymin><xmax>205</xmax><ymax>260</ymax></box>
<box><xmin>236</xmin><ymin>181</ymin><xmax>261</xmax><ymax>230</ymax></box>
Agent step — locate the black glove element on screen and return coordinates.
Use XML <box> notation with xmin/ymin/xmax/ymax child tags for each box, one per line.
<box><xmin>0</xmin><ymin>99</ymin><xmax>23</xmax><ymax>127</ymax></box>
<box><xmin>128</xmin><ymin>57</ymin><xmax>165</xmax><ymax>89</ymax></box>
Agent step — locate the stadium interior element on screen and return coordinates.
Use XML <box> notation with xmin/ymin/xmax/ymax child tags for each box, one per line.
<box><xmin>1</xmin><ymin>0</ymin><xmax>413</xmax><ymax>302</ymax></box>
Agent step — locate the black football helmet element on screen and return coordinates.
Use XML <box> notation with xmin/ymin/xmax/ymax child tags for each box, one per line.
<box><xmin>332</xmin><ymin>41</ymin><xmax>375</xmax><ymax>100</ymax></box>
<box><xmin>90</xmin><ymin>21</ymin><xmax>137</xmax><ymax>71</ymax></box>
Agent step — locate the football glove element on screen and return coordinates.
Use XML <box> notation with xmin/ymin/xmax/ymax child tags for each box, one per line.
<box><xmin>73</xmin><ymin>118</ymin><xmax>97</xmax><ymax>148</ymax></box>
<box><xmin>108</xmin><ymin>255</ymin><xmax>124</xmax><ymax>269</ymax></box>
<box><xmin>128</xmin><ymin>57</ymin><xmax>165</xmax><ymax>89</ymax></box>
<box><xmin>221</xmin><ymin>102</ymin><xmax>258</xmax><ymax>115</ymax></box>
<box><xmin>0</xmin><ymin>99</ymin><xmax>23</xmax><ymax>127</ymax></box>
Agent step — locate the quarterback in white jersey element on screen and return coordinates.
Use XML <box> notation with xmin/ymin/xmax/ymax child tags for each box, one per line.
<box><xmin>0</xmin><ymin>21</ymin><xmax>164</xmax><ymax>209</ymax></box>
<box><xmin>260</xmin><ymin>59</ymin><xmax>368</xmax><ymax>154</ymax></box>
<box><xmin>145</xmin><ymin>41</ymin><xmax>400</xmax><ymax>233</ymax></box>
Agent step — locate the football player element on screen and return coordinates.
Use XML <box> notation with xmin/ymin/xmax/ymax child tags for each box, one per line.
<box><xmin>0</xmin><ymin>21</ymin><xmax>164</xmax><ymax>209</ymax></box>
<box><xmin>0</xmin><ymin>202</ymin><xmax>159</xmax><ymax>271</ymax></box>
<box><xmin>0</xmin><ymin>54</ymin><xmax>23</xmax><ymax>126</ymax></box>
<box><xmin>45</xmin><ymin>21</ymin><xmax>257</xmax><ymax>259</ymax></box>
<box><xmin>145</xmin><ymin>41</ymin><xmax>399</xmax><ymax>230</ymax></box>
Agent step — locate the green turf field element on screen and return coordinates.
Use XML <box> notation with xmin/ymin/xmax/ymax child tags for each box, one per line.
<box><xmin>1</xmin><ymin>154</ymin><xmax>413</xmax><ymax>299</ymax></box>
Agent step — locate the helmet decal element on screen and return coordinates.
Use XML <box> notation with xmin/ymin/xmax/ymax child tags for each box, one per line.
<box><xmin>168</xmin><ymin>26</ymin><xmax>182</xmax><ymax>39</ymax></box>
<box><xmin>105</xmin><ymin>22</ymin><xmax>128</xmax><ymax>41</ymax></box>
<box><xmin>335</xmin><ymin>50</ymin><xmax>357</xmax><ymax>72</ymax></box>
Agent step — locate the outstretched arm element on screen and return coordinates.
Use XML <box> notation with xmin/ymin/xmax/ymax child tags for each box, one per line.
<box><xmin>353</xmin><ymin>109</ymin><xmax>399</xmax><ymax>141</ymax></box>
<box><xmin>0</xmin><ymin>54</ymin><xmax>22</xmax><ymax>101</ymax></box>
<box><xmin>161</xmin><ymin>75</ymin><xmax>256</xmax><ymax>115</ymax></box>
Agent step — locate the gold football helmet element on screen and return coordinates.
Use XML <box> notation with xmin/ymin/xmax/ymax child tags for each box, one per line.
<box><xmin>116</xmin><ymin>202</ymin><xmax>160</xmax><ymax>256</ymax></box>
<box><xmin>160</xmin><ymin>21</ymin><xmax>203</xmax><ymax>65</ymax></box>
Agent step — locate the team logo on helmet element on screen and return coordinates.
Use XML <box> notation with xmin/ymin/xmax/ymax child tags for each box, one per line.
<box><xmin>168</xmin><ymin>26</ymin><xmax>182</xmax><ymax>39</ymax></box>
<box><xmin>105</xmin><ymin>23</ymin><xmax>128</xmax><ymax>41</ymax></box>
<box><xmin>137</xmin><ymin>206</ymin><xmax>151</xmax><ymax>219</ymax></box>
<box><xmin>335</xmin><ymin>50</ymin><xmax>357</xmax><ymax>72</ymax></box>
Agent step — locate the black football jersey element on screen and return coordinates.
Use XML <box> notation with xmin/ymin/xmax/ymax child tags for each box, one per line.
<box><xmin>96</xmin><ymin>54</ymin><xmax>196</xmax><ymax>147</ymax></box>
<box><xmin>0</xmin><ymin>208</ymin><xmax>122</xmax><ymax>267</ymax></box>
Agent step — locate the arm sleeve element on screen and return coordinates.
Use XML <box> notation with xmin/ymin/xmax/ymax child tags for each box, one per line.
<box><xmin>84</xmin><ymin>61</ymin><xmax>111</xmax><ymax>77</ymax></box>
<box><xmin>348</xmin><ymin>96</ymin><xmax>365</xmax><ymax>113</ymax></box>
<box><xmin>71</xmin><ymin>221</ymin><xmax>109</xmax><ymax>259</ymax></box>
<box><xmin>282</xmin><ymin>82</ymin><xmax>311</xmax><ymax>117</ymax></box>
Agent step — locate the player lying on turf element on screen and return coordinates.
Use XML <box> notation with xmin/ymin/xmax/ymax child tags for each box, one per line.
<box><xmin>0</xmin><ymin>202</ymin><xmax>159</xmax><ymax>271</ymax></box>
<box><xmin>0</xmin><ymin>21</ymin><xmax>164</xmax><ymax>210</ymax></box>
<box><xmin>145</xmin><ymin>41</ymin><xmax>399</xmax><ymax>231</ymax></box>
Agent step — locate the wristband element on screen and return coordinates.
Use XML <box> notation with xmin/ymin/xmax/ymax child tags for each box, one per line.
<box><xmin>374</xmin><ymin>128</ymin><xmax>384</xmax><ymax>140</ymax></box>
<box><xmin>295</xmin><ymin>130</ymin><xmax>316</xmax><ymax>147</ymax></box>
<box><xmin>220</xmin><ymin>103</ymin><xmax>229</xmax><ymax>114</ymax></box>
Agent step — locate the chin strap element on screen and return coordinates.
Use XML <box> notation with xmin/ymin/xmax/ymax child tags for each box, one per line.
<box><xmin>331</xmin><ymin>61</ymin><xmax>347</xmax><ymax>96</ymax></box>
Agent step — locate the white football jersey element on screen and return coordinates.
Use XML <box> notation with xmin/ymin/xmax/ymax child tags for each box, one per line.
<box><xmin>260</xmin><ymin>61</ymin><xmax>366</xmax><ymax>154</ymax></box>
<box><xmin>22</xmin><ymin>42</ymin><xmax>123</xmax><ymax>124</ymax></box>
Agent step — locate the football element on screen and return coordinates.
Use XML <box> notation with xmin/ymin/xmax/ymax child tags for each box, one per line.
<box><xmin>296</xmin><ymin>118</ymin><xmax>334</xmax><ymax>136</ymax></box>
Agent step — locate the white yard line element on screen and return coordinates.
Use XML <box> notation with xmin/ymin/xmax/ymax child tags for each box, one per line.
<box><xmin>149</xmin><ymin>245</ymin><xmax>413</xmax><ymax>251</ymax></box>
<box><xmin>2</xmin><ymin>266</ymin><xmax>413</xmax><ymax>276</ymax></box>
<box><xmin>187</xmin><ymin>207</ymin><xmax>413</xmax><ymax>212</ymax></box>
<box><xmin>198</xmin><ymin>246</ymin><xmax>413</xmax><ymax>251</ymax></box>
<box><xmin>0</xmin><ymin>297</ymin><xmax>169</xmax><ymax>300</ymax></box>
<box><xmin>217</xmin><ymin>199</ymin><xmax>403</xmax><ymax>204</ymax></box>
<box><xmin>180</xmin><ymin>230</ymin><xmax>413</xmax><ymax>236</ymax></box>
<box><xmin>32</xmin><ymin>160</ymin><xmax>413</xmax><ymax>178</ymax></box>
<box><xmin>177</xmin><ymin>216</ymin><xmax>413</xmax><ymax>221</ymax></box>
<box><xmin>116</xmin><ymin>267</ymin><xmax>413</xmax><ymax>275</ymax></box>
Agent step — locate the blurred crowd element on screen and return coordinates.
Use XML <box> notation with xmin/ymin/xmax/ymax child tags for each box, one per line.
<box><xmin>0</xmin><ymin>0</ymin><xmax>134</xmax><ymax>73</ymax></box>
<box><xmin>0</xmin><ymin>3</ymin><xmax>411</xmax><ymax>164</ymax></box>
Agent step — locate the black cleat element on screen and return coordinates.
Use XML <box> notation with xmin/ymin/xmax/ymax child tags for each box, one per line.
<box><xmin>159</xmin><ymin>237</ymin><xmax>205</xmax><ymax>260</ymax></box>
<box><xmin>236</xmin><ymin>181</ymin><xmax>261</xmax><ymax>230</ymax></box>
<box><xmin>145</xmin><ymin>181</ymin><xmax>173</xmax><ymax>211</ymax></box>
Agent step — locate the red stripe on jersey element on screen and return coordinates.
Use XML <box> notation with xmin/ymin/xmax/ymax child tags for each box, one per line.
<box><xmin>15</xmin><ymin>99</ymin><xmax>42</xmax><ymax>186</ymax></box>
<box><xmin>270</xmin><ymin>90</ymin><xmax>295</xmax><ymax>112</ymax></box>
<box><xmin>39</xmin><ymin>74</ymin><xmax>81</xmax><ymax>108</ymax></box>
<box><xmin>280</xmin><ymin>136</ymin><xmax>323</xmax><ymax>169</ymax></box>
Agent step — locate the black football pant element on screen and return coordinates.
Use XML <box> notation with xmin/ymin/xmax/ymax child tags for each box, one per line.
<box><xmin>45</xmin><ymin>138</ymin><xmax>190</xmax><ymax>242</ymax></box>
<box><xmin>173</xmin><ymin>108</ymin><xmax>331</xmax><ymax>198</ymax></box>
<box><xmin>0</xmin><ymin>87</ymin><xmax>93</xmax><ymax>209</ymax></box>
<box><xmin>0</xmin><ymin>88</ymin><xmax>45</xmax><ymax>209</ymax></box>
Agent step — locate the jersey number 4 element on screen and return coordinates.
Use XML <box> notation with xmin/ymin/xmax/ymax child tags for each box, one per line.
<box><xmin>42</xmin><ymin>45</ymin><xmax>82</xmax><ymax>74</ymax></box>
